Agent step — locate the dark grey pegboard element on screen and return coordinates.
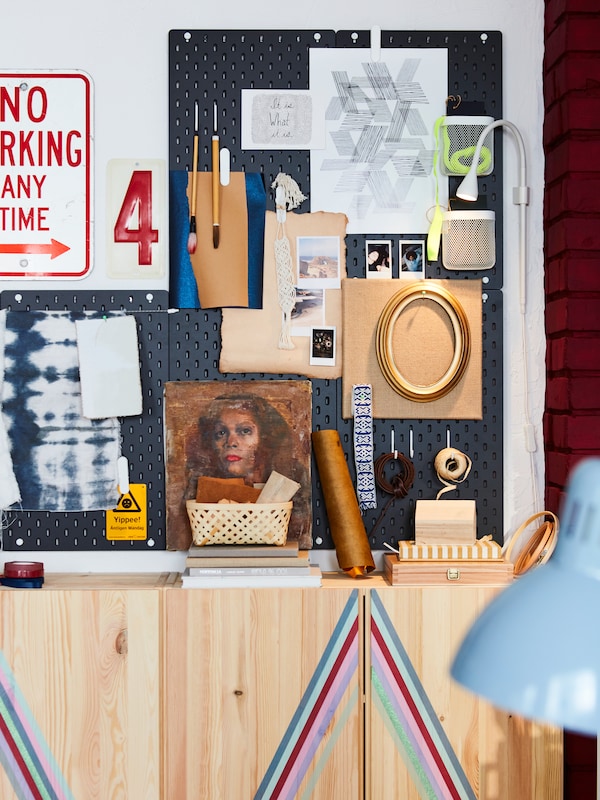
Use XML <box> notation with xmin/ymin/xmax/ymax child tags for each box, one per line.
<box><xmin>323</xmin><ymin>291</ymin><xmax>504</xmax><ymax>549</ymax></box>
<box><xmin>0</xmin><ymin>290</ymin><xmax>169</xmax><ymax>551</ymax></box>
<box><xmin>334</xmin><ymin>29</ymin><xmax>504</xmax><ymax>290</ymax></box>
<box><xmin>0</xmin><ymin>29</ymin><xmax>505</xmax><ymax>553</ymax></box>
<box><xmin>167</xmin><ymin>292</ymin><xmax>503</xmax><ymax>550</ymax></box>
<box><xmin>168</xmin><ymin>29</ymin><xmax>505</xmax><ymax>549</ymax></box>
<box><xmin>169</xmin><ymin>28</ymin><xmax>503</xmax><ymax>289</ymax></box>
<box><xmin>168</xmin><ymin>29</ymin><xmax>335</xmax><ymax>183</ymax></box>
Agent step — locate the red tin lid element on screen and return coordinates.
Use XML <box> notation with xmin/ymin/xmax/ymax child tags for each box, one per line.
<box><xmin>3</xmin><ymin>561</ymin><xmax>45</xmax><ymax>579</ymax></box>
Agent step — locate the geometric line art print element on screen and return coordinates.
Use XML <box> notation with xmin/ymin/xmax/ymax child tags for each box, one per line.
<box><xmin>310</xmin><ymin>48</ymin><xmax>448</xmax><ymax>233</ymax></box>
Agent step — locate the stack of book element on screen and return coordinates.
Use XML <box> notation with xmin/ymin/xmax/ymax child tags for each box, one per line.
<box><xmin>180</xmin><ymin>540</ymin><xmax>322</xmax><ymax>588</ymax></box>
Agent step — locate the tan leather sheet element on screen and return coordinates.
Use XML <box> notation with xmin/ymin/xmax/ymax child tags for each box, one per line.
<box><xmin>189</xmin><ymin>172</ymin><xmax>250</xmax><ymax>309</ymax></box>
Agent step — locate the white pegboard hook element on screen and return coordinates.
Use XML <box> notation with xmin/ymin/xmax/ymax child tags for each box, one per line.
<box><xmin>370</xmin><ymin>26</ymin><xmax>382</xmax><ymax>62</ymax></box>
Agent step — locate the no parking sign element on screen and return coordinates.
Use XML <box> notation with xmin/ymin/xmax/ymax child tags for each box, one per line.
<box><xmin>0</xmin><ymin>70</ymin><xmax>93</xmax><ymax>278</ymax></box>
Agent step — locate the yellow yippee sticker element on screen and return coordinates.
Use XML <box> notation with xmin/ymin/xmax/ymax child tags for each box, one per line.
<box><xmin>106</xmin><ymin>484</ymin><xmax>147</xmax><ymax>540</ymax></box>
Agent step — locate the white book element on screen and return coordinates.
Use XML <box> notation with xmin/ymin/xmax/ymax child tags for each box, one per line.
<box><xmin>180</xmin><ymin>566</ymin><xmax>322</xmax><ymax>589</ymax></box>
<box><xmin>187</xmin><ymin>541</ymin><xmax>299</xmax><ymax>559</ymax></box>
<box><xmin>187</xmin><ymin>565</ymin><xmax>311</xmax><ymax>577</ymax></box>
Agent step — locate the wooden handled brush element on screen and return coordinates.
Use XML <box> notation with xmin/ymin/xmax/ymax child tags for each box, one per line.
<box><xmin>211</xmin><ymin>100</ymin><xmax>220</xmax><ymax>248</ymax></box>
<box><xmin>187</xmin><ymin>100</ymin><xmax>199</xmax><ymax>255</ymax></box>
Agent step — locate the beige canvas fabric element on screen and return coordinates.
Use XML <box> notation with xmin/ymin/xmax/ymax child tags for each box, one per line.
<box><xmin>341</xmin><ymin>278</ymin><xmax>483</xmax><ymax>420</ymax></box>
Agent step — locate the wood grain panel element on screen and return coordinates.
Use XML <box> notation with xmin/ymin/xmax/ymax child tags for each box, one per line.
<box><xmin>0</xmin><ymin>585</ymin><xmax>161</xmax><ymax>800</ymax></box>
<box><xmin>164</xmin><ymin>587</ymin><xmax>362</xmax><ymax>799</ymax></box>
<box><xmin>366</xmin><ymin>586</ymin><xmax>563</xmax><ymax>800</ymax></box>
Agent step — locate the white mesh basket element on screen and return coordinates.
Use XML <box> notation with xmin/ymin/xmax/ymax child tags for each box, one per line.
<box><xmin>442</xmin><ymin>210</ymin><xmax>496</xmax><ymax>271</ymax></box>
<box><xmin>440</xmin><ymin>115</ymin><xmax>495</xmax><ymax>177</ymax></box>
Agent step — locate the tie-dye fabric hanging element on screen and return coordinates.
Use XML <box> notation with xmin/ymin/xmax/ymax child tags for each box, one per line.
<box><xmin>1</xmin><ymin>310</ymin><xmax>121</xmax><ymax>513</ymax></box>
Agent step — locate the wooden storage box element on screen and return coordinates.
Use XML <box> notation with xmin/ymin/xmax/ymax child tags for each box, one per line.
<box><xmin>414</xmin><ymin>499</ymin><xmax>476</xmax><ymax>544</ymax></box>
<box><xmin>383</xmin><ymin>553</ymin><xmax>514</xmax><ymax>586</ymax></box>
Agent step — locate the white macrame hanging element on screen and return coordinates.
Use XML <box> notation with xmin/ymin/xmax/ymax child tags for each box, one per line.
<box><xmin>271</xmin><ymin>173</ymin><xmax>307</xmax><ymax>350</ymax></box>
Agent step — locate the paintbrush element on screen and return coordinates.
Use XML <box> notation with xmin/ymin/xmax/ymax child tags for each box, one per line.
<box><xmin>187</xmin><ymin>100</ymin><xmax>199</xmax><ymax>255</ymax></box>
<box><xmin>212</xmin><ymin>100</ymin><xmax>220</xmax><ymax>248</ymax></box>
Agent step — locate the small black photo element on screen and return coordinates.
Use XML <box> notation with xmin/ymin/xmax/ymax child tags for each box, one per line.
<box><xmin>366</xmin><ymin>239</ymin><xmax>392</xmax><ymax>278</ymax></box>
<box><xmin>310</xmin><ymin>326</ymin><xmax>336</xmax><ymax>366</ymax></box>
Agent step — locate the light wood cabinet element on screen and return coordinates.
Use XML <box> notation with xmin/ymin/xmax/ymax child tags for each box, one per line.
<box><xmin>0</xmin><ymin>574</ymin><xmax>166</xmax><ymax>800</ymax></box>
<box><xmin>0</xmin><ymin>574</ymin><xmax>562</xmax><ymax>800</ymax></box>
<box><xmin>164</xmin><ymin>575</ymin><xmax>563</xmax><ymax>800</ymax></box>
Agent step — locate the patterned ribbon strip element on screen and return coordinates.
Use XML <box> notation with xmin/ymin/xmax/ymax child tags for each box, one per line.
<box><xmin>254</xmin><ymin>592</ymin><xmax>359</xmax><ymax>800</ymax></box>
<box><xmin>0</xmin><ymin>651</ymin><xmax>75</xmax><ymax>800</ymax></box>
<box><xmin>352</xmin><ymin>384</ymin><xmax>378</xmax><ymax>512</ymax></box>
<box><xmin>370</xmin><ymin>591</ymin><xmax>477</xmax><ymax>800</ymax></box>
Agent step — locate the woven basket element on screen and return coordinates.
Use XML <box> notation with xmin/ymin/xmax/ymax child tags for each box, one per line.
<box><xmin>186</xmin><ymin>500</ymin><xmax>292</xmax><ymax>546</ymax></box>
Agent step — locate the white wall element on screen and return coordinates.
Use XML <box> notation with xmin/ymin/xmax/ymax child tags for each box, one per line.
<box><xmin>0</xmin><ymin>0</ymin><xmax>546</xmax><ymax>572</ymax></box>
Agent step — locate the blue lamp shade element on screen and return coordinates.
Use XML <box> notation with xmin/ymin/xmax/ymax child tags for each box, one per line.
<box><xmin>451</xmin><ymin>458</ymin><xmax>600</xmax><ymax>735</ymax></box>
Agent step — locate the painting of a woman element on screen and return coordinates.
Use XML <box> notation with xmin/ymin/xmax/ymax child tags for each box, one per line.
<box><xmin>189</xmin><ymin>394</ymin><xmax>295</xmax><ymax>486</ymax></box>
<box><xmin>165</xmin><ymin>380</ymin><xmax>312</xmax><ymax>550</ymax></box>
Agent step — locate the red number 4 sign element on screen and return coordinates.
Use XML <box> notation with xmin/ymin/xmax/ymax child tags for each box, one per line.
<box><xmin>107</xmin><ymin>159</ymin><xmax>166</xmax><ymax>279</ymax></box>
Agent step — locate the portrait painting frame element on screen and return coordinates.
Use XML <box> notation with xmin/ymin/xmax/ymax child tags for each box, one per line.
<box><xmin>165</xmin><ymin>379</ymin><xmax>313</xmax><ymax>551</ymax></box>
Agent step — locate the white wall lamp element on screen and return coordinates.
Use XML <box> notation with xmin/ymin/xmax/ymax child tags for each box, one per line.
<box><xmin>457</xmin><ymin>118</ymin><xmax>540</xmax><ymax>512</ymax></box>
<box><xmin>451</xmin><ymin>457</ymin><xmax>600</xmax><ymax>737</ymax></box>
<box><xmin>456</xmin><ymin>118</ymin><xmax>530</xmax><ymax>314</ymax></box>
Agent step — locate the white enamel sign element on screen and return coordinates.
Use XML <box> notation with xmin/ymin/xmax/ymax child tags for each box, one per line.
<box><xmin>106</xmin><ymin>158</ymin><xmax>166</xmax><ymax>280</ymax></box>
<box><xmin>0</xmin><ymin>70</ymin><xmax>93</xmax><ymax>278</ymax></box>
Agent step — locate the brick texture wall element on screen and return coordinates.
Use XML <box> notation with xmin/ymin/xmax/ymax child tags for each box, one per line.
<box><xmin>544</xmin><ymin>0</ymin><xmax>600</xmax><ymax>795</ymax></box>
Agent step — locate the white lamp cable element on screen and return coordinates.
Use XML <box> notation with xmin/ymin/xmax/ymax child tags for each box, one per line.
<box><xmin>457</xmin><ymin>120</ymin><xmax>538</xmax><ymax>511</ymax></box>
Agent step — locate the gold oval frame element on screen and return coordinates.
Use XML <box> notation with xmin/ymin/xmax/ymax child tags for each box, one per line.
<box><xmin>375</xmin><ymin>282</ymin><xmax>471</xmax><ymax>402</ymax></box>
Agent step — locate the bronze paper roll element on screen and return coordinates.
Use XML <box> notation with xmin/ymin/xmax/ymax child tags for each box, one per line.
<box><xmin>312</xmin><ymin>429</ymin><xmax>375</xmax><ymax>576</ymax></box>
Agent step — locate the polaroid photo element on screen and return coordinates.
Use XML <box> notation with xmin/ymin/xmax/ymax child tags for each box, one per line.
<box><xmin>309</xmin><ymin>326</ymin><xmax>336</xmax><ymax>367</ymax></box>
<box><xmin>290</xmin><ymin>288</ymin><xmax>324</xmax><ymax>337</ymax></box>
<box><xmin>296</xmin><ymin>236</ymin><xmax>341</xmax><ymax>289</ymax></box>
<box><xmin>400</xmin><ymin>239</ymin><xmax>425</xmax><ymax>278</ymax></box>
<box><xmin>366</xmin><ymin>240</ymin><xmax>392</xmax><ymax>279</ymax></box>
